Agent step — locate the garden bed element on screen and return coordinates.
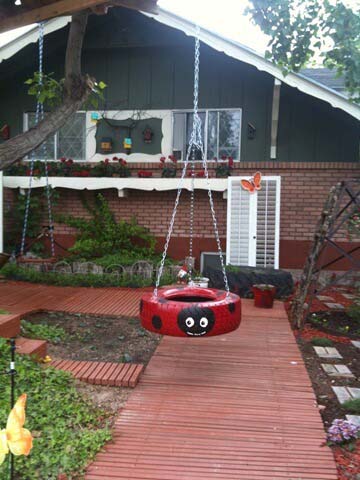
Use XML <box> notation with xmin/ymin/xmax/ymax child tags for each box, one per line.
<box><xmin>22</xmin><ymin>311</ymin><xmax>161</xmax><ymax>365</ymax></box>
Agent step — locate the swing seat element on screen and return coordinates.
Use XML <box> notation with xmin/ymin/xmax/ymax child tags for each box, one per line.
<box><xmin>140</xmin><ymin>286</ymin><xmax>241</xmax><ymax>337</ymax></box>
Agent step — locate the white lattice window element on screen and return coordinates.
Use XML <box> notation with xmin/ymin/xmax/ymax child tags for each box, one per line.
<box><xmin>172</xmin><ymin>109</ymin><xmax>241</xmax><ymax>161</ymax></box>
<box><xmin>24</xmin><ymin>112</ymin><xmax>86</xmax><ymax>160</ymax></box>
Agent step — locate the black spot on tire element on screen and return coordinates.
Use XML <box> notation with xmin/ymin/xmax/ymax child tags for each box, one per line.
<box><xmin>228</xmin><ymin>303</ymin><xmax>235</xmax><ymax>313</ymax></box>
<box><xmin>152</xmin><ymin>315</ymin><xmax>162</xmax><ymax>330</ymax></box>
<box><xmin>139</xmin><ymin>299</ymin><xmax>143</xmax><ymax>313</ymax></box>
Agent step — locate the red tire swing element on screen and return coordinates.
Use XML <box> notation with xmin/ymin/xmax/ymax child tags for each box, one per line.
<box><xmin>140</xmin><ymin>28</ymin><xmax>241</xmax><ymax>338</ymax></box>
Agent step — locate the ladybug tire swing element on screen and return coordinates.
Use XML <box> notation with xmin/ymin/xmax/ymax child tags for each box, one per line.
<box><xmin>140</xmin><ymin>27</ymin><xmax>241</xmax><ymax>338</ymax></box>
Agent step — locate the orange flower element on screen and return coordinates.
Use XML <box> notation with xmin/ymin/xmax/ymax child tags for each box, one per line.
<box><xmin>0</xmin><ymin>394</ymin><xmax>33</xmax><ymax>465</ymax></box>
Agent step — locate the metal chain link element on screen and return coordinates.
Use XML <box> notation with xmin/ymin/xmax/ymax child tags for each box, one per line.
<box><xmin>20</xmin><ymin>22</ymin><xmax>55</xmax><ymax>258</ymax></box>
<box><xmin>154</xmin><ymin>26</ymin><xmax>229</xmax><ymax>296</ymax></box>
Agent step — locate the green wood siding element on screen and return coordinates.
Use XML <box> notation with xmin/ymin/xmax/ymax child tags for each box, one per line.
<box><xmin>0</xmin><ymin>7</ymin><xmax>358</xmax><ymax>162</ymax></box>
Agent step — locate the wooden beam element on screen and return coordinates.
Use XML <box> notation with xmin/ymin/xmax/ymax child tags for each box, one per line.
<box><xmin>0</xmin><ymin>0</ymin><xmax>158</xmax><ymax>34</ymax></box>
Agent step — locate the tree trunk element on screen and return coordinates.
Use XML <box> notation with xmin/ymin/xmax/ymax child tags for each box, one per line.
<box><xmin>0</xmin><ymin>12</ymin><xmax>92</xmax><ymax>171</ymax></box>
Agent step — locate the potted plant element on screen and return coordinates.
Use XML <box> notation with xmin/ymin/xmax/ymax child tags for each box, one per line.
<box><xmin>252</xmin><ymin>284</ymin><xmax>276</xmax><ymax>308</ymax></box>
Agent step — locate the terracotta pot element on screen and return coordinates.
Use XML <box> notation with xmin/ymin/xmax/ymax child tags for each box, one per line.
<box><xmin>252</xmin><ymin>284</ymin><xmax>276</xmax><ymax>308</ymax></box>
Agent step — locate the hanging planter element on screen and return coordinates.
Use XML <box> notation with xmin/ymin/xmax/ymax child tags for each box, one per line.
<box><xmin>252</xmin><ymin>284</ymin><xmax>276</xmax><ymax>308</ymax></box>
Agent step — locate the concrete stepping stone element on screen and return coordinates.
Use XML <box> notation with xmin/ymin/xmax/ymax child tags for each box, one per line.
<box><xmin>332</xmin><ymin>386</ymin><xmax>360</xmax><ymax>404</ymax></box>
<box><xmin>314</xmin><ymin>346</ymin><xmax>342</xmax><ymax>359</ymax></box>
<box><xmin>316</xmin><ymin>295</ymin><xmax>334</xmax><ymax>302</ymax></box>
<box><xmin>351</xmin><ymin>340</ymin><xmax>360</xmax><ymax>349</ymax></box>
<box><xmin>346</xmin><ymin>415</ymin><xmax>360</xmax><ymax>427</ymax></box>
<box><xmin>342</xmin><ymin>293</ymin><xmax>356</xmax><ymax>300</ymax></box>
<box><xmin>321</xmin><ymin>364</ymin><xmax>354</xmax><ymax>378</ymax></box>
<box><xmin>324</xmin><ymin>302</ymin><xmax>345</xmax><ymax>310</ymax></box>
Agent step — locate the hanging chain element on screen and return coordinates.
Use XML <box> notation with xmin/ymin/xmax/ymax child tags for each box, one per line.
<box><xmin>154</xmin><ymin>26</ymin><xmax>229</xmax><ymax>296</ymax></box>
<box><xmin>20</xmin><ymin>23</ymin><xmax>55</xmax><ymax>258</ymax></box>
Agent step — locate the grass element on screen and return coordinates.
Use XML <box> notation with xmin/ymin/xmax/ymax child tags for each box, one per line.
<box><xmin>310</xmin><ymin>337</ymin><xmax>334</xmax><ymax>347</ymax></box>
<box><xmin>0</xmin><ymin>338</ymin><xmax>112</xmax><ymax>479</ymax></box>
<box><xmin>0</xmin><ymin>309</ymin><xmax>9</xmax><ymax>314</ymax></box>
<box><xmin>342</xmin><ymin>398</ymin><xmax>360</xmax><ymax>414</ymax></box>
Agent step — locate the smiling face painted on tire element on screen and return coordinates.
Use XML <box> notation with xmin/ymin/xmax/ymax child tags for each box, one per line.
<box><xmin>177</xmin><ymin>306</ymin><xmax>215</xmax><ymax>336</ymax></box>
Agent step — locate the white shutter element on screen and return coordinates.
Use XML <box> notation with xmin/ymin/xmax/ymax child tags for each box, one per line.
<box><xmin>255</xmin><ymin>177</ymin><xmax>281</xmax><ymax>268</ymax></box>
<box><xmin>227</xmin><ymin>176</ymin><xmax>281</xmax><ymax>269</ymax></box>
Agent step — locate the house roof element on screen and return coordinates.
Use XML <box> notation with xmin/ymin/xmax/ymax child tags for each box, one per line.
<box><xmin>0</xmin><ymin>6</ymin><xmax>359</xmax><ymax>121</ymax></box>
<box><xmin>301</xmin><ymin>68</ymin><xmax>347</xmax><ymax>95</ymax></box>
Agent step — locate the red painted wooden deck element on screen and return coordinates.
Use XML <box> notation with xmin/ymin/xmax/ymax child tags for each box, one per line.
<box><xmin>86</xmin><ymin>301</ymin><xmax>338</xmax><ymax>480</ymax></box>
<box><xmin>0</xmin><ymin>281</ymin><xmax>144</xmax><ymax>317</ymax></box>
<box><xmin>0</xmin><ymin>281</ymin><xmax>338</xmax><ymax>478</ymax></box>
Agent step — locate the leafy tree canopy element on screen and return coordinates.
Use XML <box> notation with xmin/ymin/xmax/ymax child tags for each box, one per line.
<box><xmin>247</xmin><ymin>0</ymin><xmax>360</xmax><ymax>103</ymax></box>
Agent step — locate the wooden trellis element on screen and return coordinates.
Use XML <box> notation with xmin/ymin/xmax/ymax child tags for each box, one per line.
<box><xmin>291</xmin><ymin>179</ymin><xmax>360</xmax><ymax>329</ymax></box>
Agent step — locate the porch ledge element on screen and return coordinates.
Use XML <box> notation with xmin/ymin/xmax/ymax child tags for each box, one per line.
<box><xmin>3</xmin><ymin>176</ymin><xmax>228</xmax><ymax>194</ymax></box>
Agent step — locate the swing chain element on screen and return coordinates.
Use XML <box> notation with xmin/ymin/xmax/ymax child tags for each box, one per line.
<box><xmin>154</xmin><ymin>26</ymin><xmax>229</xmax><ymax>297</ymax></box>
<box><xmin>20</xmin><ymin>23</ymin><xmax>55</xmax><ymax>258</ymax></box>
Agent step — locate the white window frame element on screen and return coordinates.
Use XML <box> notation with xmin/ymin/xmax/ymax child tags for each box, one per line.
<box><xmin>172</xmin><ymin>108</ymin><xmax>242</xmax><ymax>162</ymax></box>
<box><xmin>23</xmin><ymin>111</ymin><xmax>87</xmax><ymax>161</ymax></box>
<box><xmin>226</xmin><ymin>176</ymin><xmax>281</xmax><ymax>269</ymax></box>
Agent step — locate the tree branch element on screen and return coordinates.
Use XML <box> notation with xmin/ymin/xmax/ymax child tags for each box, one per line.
<box><xmin>0</xmin><ymin>11</ymin><xmax>93</xmax><ymax>170</ymax></box>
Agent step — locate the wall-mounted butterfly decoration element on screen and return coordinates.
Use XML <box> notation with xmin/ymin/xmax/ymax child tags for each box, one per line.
<box><xmin>241</xmin><ymin>171</ymin><xmax>262</xmax><ymax>193</ymax></box>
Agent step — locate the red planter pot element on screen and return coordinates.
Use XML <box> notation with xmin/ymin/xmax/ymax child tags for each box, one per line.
<box><xmin>252</xmin><ymin>285</ymin><xmax>276</xmax><ymax>308</ymax></box>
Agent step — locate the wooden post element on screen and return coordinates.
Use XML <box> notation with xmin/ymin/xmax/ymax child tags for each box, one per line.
<box><xmin>290</xmin><ymin>182</ymin><xmax>343</xmax><ymax>329</ymax></box>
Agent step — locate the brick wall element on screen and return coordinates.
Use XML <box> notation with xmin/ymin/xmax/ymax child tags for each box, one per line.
<box><xmin>3</xmin><ymin>161</ymin><xmax>359</xmax><ymax>268</ymax></box>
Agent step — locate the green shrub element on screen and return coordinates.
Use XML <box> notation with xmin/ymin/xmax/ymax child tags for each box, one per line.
<box><xmin>0</xmin><ymin>338</ymin><xmax>111</xmax><ymax>479</ymax></box>
<box><xmin>21</xmin><ymin>320</ymin><xmax>67</xmax><ymax>344</ymax></box>
<box><xmin>310</xmin><ymin>337</ymin><xmax>334</xmax><ymax>347</ymax></box>
<box><xmin>57</xmin><ymin>193</ymin><xmax>156</xmax><ymax>258</ymax></box>
<box><xmin>92</xmin><ymin>252</ymin><xmax>175</xmax><ymax>268</ymax></box>
<box><xmin>342</xmin><ymin>398</ymin><xmax>360</xmax><ymax>414</ymax></box>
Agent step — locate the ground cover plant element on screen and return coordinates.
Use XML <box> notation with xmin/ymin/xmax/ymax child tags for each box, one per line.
<box><xmin>1</xmin><ymin>263</ymin><xmax>176</xmax><ymax>288</ymax></box>
<box><xmin>0</xmin><ymin>338</ymin><xmax>111</xmax><ymax>479</ymax></box>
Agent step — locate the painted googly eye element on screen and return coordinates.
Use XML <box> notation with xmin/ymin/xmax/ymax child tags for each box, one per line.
<box><xmin>200</xmin><ymin>317</ymin><xmax>208</xmax><ymax>328</ymax></box>
<box><xmin>185</xmin><ymin>317</ymin><xmax>195</xmax><ymax>328</ymax></box>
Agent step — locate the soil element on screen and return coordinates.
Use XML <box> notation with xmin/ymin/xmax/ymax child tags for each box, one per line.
<box><xmin>298</xmin><ymin>337</ymin><xmax>360</xmax><ymax>427</ymax></box>
<box><xmin>309</xmin><ymin>310</ymin><xmax>360</xmax><ymax>338</ymax></box>
<box><xmin>24</xmin><ymin>311</ymin><xmax>162</xmax><ymax>365</ymax></box>
<box><xmin>74</xmin><ymin>380</ymin><xmax>131</xmax><ymax>416</ymax></box>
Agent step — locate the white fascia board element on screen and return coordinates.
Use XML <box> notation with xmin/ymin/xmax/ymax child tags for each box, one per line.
<box><xmin>0</xmin><ymin>16</ymin><xmax>71</xmax><ymax>64</ymax></box>
<box><xmin>145</xmin><ymin>9</ymin><xmax>360</xmax><ymax>121</ymax></box>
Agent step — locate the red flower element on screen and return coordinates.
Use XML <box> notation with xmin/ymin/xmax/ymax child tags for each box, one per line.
<box><xmin>120</xmin><ymin>158</ymin><xmax>127</xmax><ymax>166</ymax></box>
<box><xmin>213</xmin><ymin>157</ymin><xmax>218</xmax><ymax>162</ymax></box>
<box><xmin>221</xmin><ymin>155</ymin><xmax>227</xmax><ymax>161</ymax></box>
<box><xmin>137</xmin><ymin>170</ymin><xmax>152</xmax><ymax>178</ymax></box>
<box><xmin>169</xmin><ymin>154</ymin><xmax>177</xmax><ymax>163</ymax></box>
<box><xmin>81</xmin><ymin>170</ymin><xmax>90</xmax><ymax>177</ymax></box>
<box><xmin>66</xmin><ymin>159</ymin><xmax>74</xmax><ymax>166</ymax></box>
<box><xmin>196</xmin><ymin>170</ymin><xmax>205</xmax><ymax>178</ymax></box>
<box><xmin>160</xmin><ymin>156</ymin><xmax>166</xmax><ymax>163</ymax></box>
<box><xmin>60</xmin><ymin>157</ymin><xmax>67</xmax><ymax>163</ymax></box>
<box><xmin>112</xmin><ymin>156</ymin><xmax>118</xmax><ymax>161</ymax></box>
<box><xmin>228</xmin><ymin>157</ymin><xmax>234</xmax><ymax>167</ymax></box>
<box><xmin>26</xmin><ymin>169</ymin><xmax>31</xmax><ymax>176</ymax></box>
<box><xmin>33</xmin><ymin>169</ymin><xmax>40</xmax><ymax>176</ymax></box>
<box><xmin>104</xmin><ymin>158</ymin><xmax>109</xmax><ymax>165</ymax></box>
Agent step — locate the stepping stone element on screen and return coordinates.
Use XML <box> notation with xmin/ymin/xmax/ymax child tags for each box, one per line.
<box><xmin>346</xmin><ymin>415</ymin><xmax>360</xmax><ymax>427</ymax></box>
<box><xmin>316</xmin><ymin>295</ymin><xmax>334</xmax><ymax>302</ymax></box>
<box><xmin>0</xmin><ymin>314</ymin><xmax>21</xmax><ymax>338</ymax></box>
<box><xmin>342</xmin><ymin>293</ymin><xmax>356</xmax><ymax>300</ymax></box>
<box><xmin>351</xmin><ymin>341</ymin><xmax>360</xmax><ymax>349</ymax></box>
<box><xmin>321</xmin><ymin>364</ymin><xmax>354</xmax><ymax>378</ymax></box>
<box><xmin>314</xmin><ymin>346</ymin><xmax>342</xmax><ymax>359</ymax></box>
<box><xmin>15</xmin><ymin>337</ymin><xmax>47</xmax><ymax>359</ymax></box>
<box><xmin>324</xmin><ymin>302</ymin><xmax>345</xmax><ymax>310</ymax></box>
<box><xmin>332</xmin><ymin>386</ymin><xmax>360</xmax><ymax>404</ymax></box>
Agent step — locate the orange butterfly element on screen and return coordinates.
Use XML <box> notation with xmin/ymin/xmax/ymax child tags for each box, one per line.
<box><xmin>241</xmin><ymin>172</ymin><xmax>262</xmax><ymax>193</ymax></box>
<box><xmin>0</xmin><ymin>394</ymin><xmax>33</xmax><ymax>466</ymax></box>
